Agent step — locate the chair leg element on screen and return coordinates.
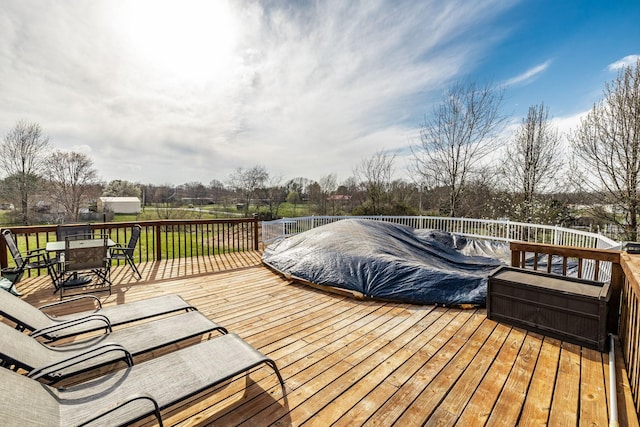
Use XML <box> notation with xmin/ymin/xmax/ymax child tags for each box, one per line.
<box><xmin>126</xmin><ymin>256</ymin><xmax>142</xmax><ymax>279</ymax></box>
<box><xmin>92</xmin><ymin>268</ymin><xmax>111</xmax><ymax>287</ymax></box>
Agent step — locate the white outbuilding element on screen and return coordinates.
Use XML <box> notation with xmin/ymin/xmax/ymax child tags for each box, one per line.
<box><xmin>98</xmin><ymin>197</ymin><xmax>141</xmax><ymax>214</ymax></box>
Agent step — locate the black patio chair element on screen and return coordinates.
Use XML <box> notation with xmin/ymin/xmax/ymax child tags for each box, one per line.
<box><xmin>50</xmin><ymin>234</ymin><xmax>111</xmax><ymax>300</ymax></box>
<box><xmin>110</xmin><ymin>224</ymin><xmax>142</xmax><ymax>279</ymax></box>
<box><xmin>1</xmin><ymin>229</ymin><xmax>53</xmax><ymax>296</ymax></box>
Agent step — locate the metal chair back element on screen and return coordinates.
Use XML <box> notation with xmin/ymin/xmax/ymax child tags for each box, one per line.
<box><xmin>2</xmin><ymin>229</ymin><xmax>25</xmax><ymax>268</ymax></box>
<box><xmin>2</xmin><ymin>229</ymin><xmax>51</xmax><ymax>295</ymax></box>
<box><xmin>64</xmin><ymin>236</ymin><xmax>109</xmax><ymax>273</ymax></box>
<box><xmin>124</xmin><ymin>225</ymin><xmax>141</xmax><ymax>257</ymax></box>
<box><xmin>109</xmin><ymin>225</ymin><xmax>142</xmax><ymax>279</ymax></box>
<box><xmin>56</xmin><ymin>224</ymin><xmax>92</xmax><ymax>241</ymax></box>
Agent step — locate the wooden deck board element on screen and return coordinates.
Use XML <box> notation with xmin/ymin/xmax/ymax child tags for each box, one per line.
<box><xmin>518</xmin><ymin>337</ymin><xmax>561</xmax><ymax>426</ymax></box>
<box><xmin>549</xmin><ymin>342</ymin><xmax>581</xmax><ymax>425</ymax></box>
<box><xmin>424</xmin><ymin>322</ymin><xmax>510</xmax><ymax>426</ymax></box>
<box><xmin>454</xmin><ymin>327</ymin><xmax>527</xmax><ymax>426</ymax></box>
<box><xmin>396</xmin><ymin>318</ymin><xmax>497</xmax><ymax>426</ymax></box>
<box><xmin>486</xmin><ymin>332</ymin><xmax>544</xmax><ymax>426</ymax></box>
<box><xmin>7</xmin><ymin>251</ymin><xmax>637</xmax><ymax>426</ymax></box>
<box><xmin>367</xmin><ymin>311</ymin><xmax>485</xmax><ymax>426</ymax></box>
<box><xmin>580</xmin><ymin>347</ymin><xmax>609</xmax><ymax>426</ymax></box>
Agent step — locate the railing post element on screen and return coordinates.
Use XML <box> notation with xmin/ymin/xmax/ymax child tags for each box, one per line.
<box><xmin>155</xmin><ymin>222</ymin><xmax>162</xmax><ymax>261</ymax></box>
<box><xmin>609</xmin><ymin>261</ymin><xmax>625</xmax><ymax>334</ymax></box>
<box><xmin>253</xmin><ymin>217</ymin><xmax>259</xmax><ymax>250</ymax></box>
<box><xmin>0</xmin><ymin>229</ymin><xmax>7</xmax><ymax>269</ymax></box>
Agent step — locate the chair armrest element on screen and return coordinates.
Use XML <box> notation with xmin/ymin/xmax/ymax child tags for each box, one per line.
<box><xmin>38</xmin><ymin>295</ymin><xmax>103</xmax><ymax>315</ymax></box>
<box><xmin>27</xmin><ymin>343</ymin><xmax>134</xmax><ymax>382</ymax></box>
<box><xmin>22</xmin><ymin>250</ymin><xmax>54</xmax><ymax>264</ymax></box>
<box><xmin>24</xmin><ymin>247</ymin><xmax>47</xmax><ymax>255</ymax></box>
<box><xmin>29</xmin><ymin>314</ymin><xmax>112</xmax><ymax>340</ymax></box>
<box><xmin>109</xmin><ymin>246</ymin><xmax>129</xmax><ymax>254</ymax></box>
<box><xmin>79</xmin><ymin>393</ymin><xmax>162</xmax><ymax>426</ymax></box>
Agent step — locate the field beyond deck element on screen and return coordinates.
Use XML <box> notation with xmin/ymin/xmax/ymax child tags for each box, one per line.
<box><xmin>13</xmin><ymin>251</ymin><xmax>640</xmax><ymax>426</ymax></box>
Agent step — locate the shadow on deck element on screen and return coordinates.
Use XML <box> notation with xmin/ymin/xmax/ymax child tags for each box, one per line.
<box><xmin>8</xmin><ymin>251</ymin><xmax>640</xmax><ymax>426</ymax></box>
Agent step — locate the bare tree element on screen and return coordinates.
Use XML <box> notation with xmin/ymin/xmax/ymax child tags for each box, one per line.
<box><xmin>354</xmin><ymin>151</ymin><xmax>395</xmax><ymax>215</ymax></box>
<box><xmin>182</xmin><ymin>181</ymin><xmax>208</xmax><ymax>206</ymax></box>
<box><xmin>285</xmin><ymin>177</ymin><xmax>312</xmax><ymax>198</ymax></box>
<box><xmin>149</xmin><ymin>184</ymin><xmax>190</xmax><ymax>219</ymax></box>
<box><xmin>569</xmin><ymin>58</ymin><xmax>640</xmax><ymax>240</ymax></box>
<box><xmin>208</xmin><ymin>179</ymin><xmax>226</xmax><ymax>205</ymax></box>
<box><xmin>0</xmin><ymin>120</ymin><xmax>51</xmax><ymax>224</ymax></box>
<box><xmin>285</xmin><ymin>176</ymin><xmax>313</xmax><ymax>215</ymax></box>
<box><xmin>286</xmin><ymin>190</ymin><xmax>302</xmax><ymax>215</ymax></box>
<box><xmin>227</xmin><ymin>165</ymin><xmax>269</xmax><ymax>217</ymax></box>
<box><xmin>318</xmin><ymin>173</ymin><xmax>337</xmax><ymax>215</ymax></box>
<box><xmin>413</xmin><ymin>81</ymin><xmax>506</xmax><ymax>217</ymax></box>
<box><xmin>501</xmin><ymin>103</ymin><xmax>562</xmax><ymax>221</ymax></box>
<box><xmin>257</xmin><ymin>176</ymin><xmax>287</xmax><ymax>219</ymax></box>
<box><xmin>45</xmin><ymin>151</ymin><xmax>100</xmax><ymax>222</ymax></box>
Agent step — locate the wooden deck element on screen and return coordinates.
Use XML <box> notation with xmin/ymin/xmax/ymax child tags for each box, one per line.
<box><xmin>10</xmin><ymin>251</ymin><xmax>640</xmax><ymax>426</ymax></box>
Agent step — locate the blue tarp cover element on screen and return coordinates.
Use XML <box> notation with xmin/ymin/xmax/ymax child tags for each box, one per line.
<box><xmin>263</xmin><ymin>218</ymin><xmax>510</xmax><ymax>306</ymax></box>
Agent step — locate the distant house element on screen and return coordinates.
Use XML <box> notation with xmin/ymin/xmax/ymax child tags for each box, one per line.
<box><xmin>98</xmin><ymin>197</ymin><xmax>141</xmax><ymax>214</ymax></box>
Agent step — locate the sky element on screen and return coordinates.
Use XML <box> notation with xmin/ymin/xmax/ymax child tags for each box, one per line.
<box><xmin>1</xmin><ymin>0</ymin><xmax>639</xmax><ymax>186</ymax></box>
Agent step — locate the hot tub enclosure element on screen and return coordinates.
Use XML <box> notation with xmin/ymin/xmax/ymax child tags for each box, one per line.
<box><xmin>262</xmin><ymin>218</ymin><xmax>508</xmax><ymax>306</ymax></box>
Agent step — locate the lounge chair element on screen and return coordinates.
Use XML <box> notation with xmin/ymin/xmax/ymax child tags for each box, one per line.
<box><xmin>0</xmin><ymin>333</ymin><xmax>284</xmax><ymax>426</ymax></box>
<box><xmin>0</xmin><ymin>311</ymin><xmax>227</xmax><ymax>384</ymax></box>
<box><xmin>0</xmin><ymin>292</ymin><xmax>197</xmax><ymax>341</ymax></box>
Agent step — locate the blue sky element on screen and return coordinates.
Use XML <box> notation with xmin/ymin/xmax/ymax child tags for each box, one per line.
<box><xmin>480</xmin><ymin>1</ymin><xmax>640</xmax><ymax>117</ymax></box>
<box><xmin>0</xmin><ymin>0</ymin><xmax>638</xmax><ymax>185</ymax></box>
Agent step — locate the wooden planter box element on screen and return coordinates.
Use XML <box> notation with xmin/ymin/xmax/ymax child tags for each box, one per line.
<box><xmin>487</xmin><ymin>266</ymin><xmax>611</xmax><ymax>351</ymax></box>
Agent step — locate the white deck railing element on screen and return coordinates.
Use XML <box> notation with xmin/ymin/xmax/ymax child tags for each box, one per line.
<box><xmin>262</xmin><ymin>216</ymin><xmax>620</xmax><ymax>282</ymax></box>
<box><xmin>262</xmin><ymin>215</ymin><xmax>620</xmax><ymax>249</ymax></box>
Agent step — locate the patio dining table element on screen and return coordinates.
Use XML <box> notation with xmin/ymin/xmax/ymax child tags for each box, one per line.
<box><xmin>45</xmin><ymin>238</ymin><xmax>116</xmax><ymax>253</ymax></box>
<box><xmin>45</xmin><ymin>238</ymin><xmax>116</xmax><ymax>288</ymax></box>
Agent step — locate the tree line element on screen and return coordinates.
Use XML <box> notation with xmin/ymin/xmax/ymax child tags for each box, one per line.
<box><xmin>1</xmin><ymin>59</ymin><xmax>639</xmax><ymax>240</ymax></box>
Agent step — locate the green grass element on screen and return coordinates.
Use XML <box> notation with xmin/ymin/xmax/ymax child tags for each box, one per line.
<box><xmin>271</xmin><ymin>202</ymin><xmax>312</xmax><ymax>218</ymax></box>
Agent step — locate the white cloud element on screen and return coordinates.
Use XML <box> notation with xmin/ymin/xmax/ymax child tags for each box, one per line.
<box><xmin>0</xmin><ymin>0</ymin><xmax>520</xmax><ymax>184</ymax></box>
<box><xmin>503</xmin><ymin>60</ymin><xmax>552</xmax><ymax>87</ymax></box>
<box><xmin>607</xmin><ymin>54</ymin><xmax>640</xmax><ymax>71</ymax></box>
<box><xmin>551</xmin><ymin>111</ymin><xmax>588</xmax><ymax>137</ymax></box>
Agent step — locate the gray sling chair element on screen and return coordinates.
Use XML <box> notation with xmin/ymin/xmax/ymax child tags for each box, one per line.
<box><xmin>49</xmin><ymin>234</ymin><xmax>112</xmax><ymax>300</ymax></box>
<box><xmin>56</xmin><ymin>224</ymin><xmax>92</xmax><ymax>241</ymax></box>
<box><xmin>0</xmin><ymin>311</ymin><xmax>227</xmax><ymax>384</ymax></box>
<box><xmin>110</xmin><ymin>224</ymin><xmax>142</xmax><ymax>279</ymax></box>
<box><xmin>0</xmin><ymin>333</ymin><xmax>284</xmax><ymax>426</ymax></box>
<box><xmin>0</xmin><ymin>292</ymin><xmax>197</xmax><ymax>342</ymax></box>
<box><xmin>1</xmin><ymin>229</ymin><xmax>54</xmax><ymax>296</ymax></box>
